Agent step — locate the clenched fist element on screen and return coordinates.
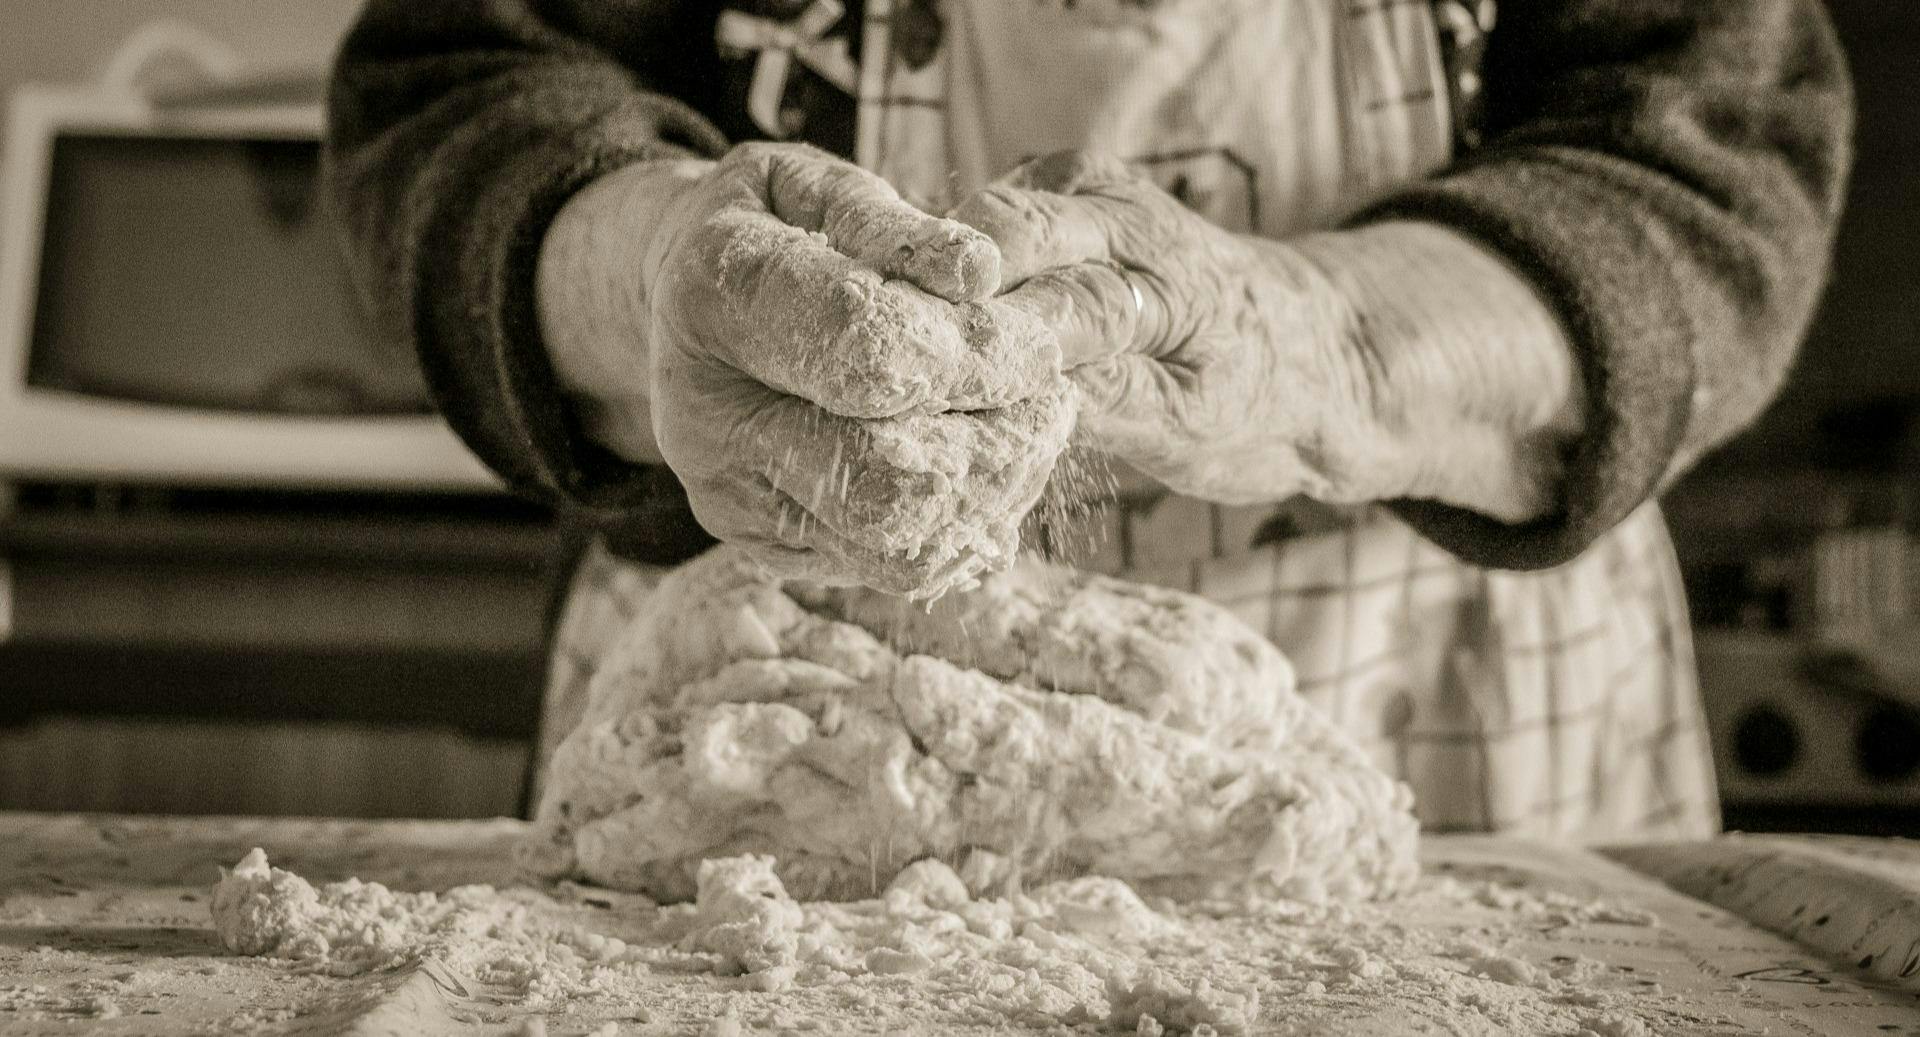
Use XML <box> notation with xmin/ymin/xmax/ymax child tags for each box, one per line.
<box><xmin>541</xmin><ymin>143</ymin><xmax>1075</xmax><ymax>598</ymax></box>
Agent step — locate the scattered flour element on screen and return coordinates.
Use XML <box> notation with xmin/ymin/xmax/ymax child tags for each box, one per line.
<box><xmin>1467</xmin><ymin>878</ymin><xmax>1661</xmax><ymax>928</ymax></box>
<box><xmin>526</xmin><ymin>546</ymin><xmax>1420</xmax><ymax>906</ymax></box>
<box><xmin>1577</xmin><ymin>1014</ymin><xmax>1653</xmax><ymax>1037</ymax></box>
<box><xmin>210</xmin><ymin>848</ymin><xmax>630</xmax><ymax>1000</ymax></box>
<box><xmin>0</xmin><ymin>973</ymin><xmax>151</xmax><ymax>1025</ymax></box>
<box><xmin>209</xmin><ymin>848</ymin><xmax>1688</xmax><ymax>1035</ymax></box>
<box><xmin>77</xmin><ymin>994</ymin><xmax>121</xmax><ymax>1019</ymax></box>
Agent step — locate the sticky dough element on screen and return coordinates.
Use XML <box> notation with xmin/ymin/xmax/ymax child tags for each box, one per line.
<box><xmin>527</xmin><ymin>546</ymin><xmax>1419</xmax><ymax>904</ymax></box>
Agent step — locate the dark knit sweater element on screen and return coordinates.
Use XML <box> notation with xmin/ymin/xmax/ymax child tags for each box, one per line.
<box><xmin>325</xmin><ymin>0</ymin><xmax>1853</xmax><ymax>571</ymax></box>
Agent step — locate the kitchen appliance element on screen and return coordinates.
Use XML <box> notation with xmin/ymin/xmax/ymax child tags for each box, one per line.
<box><xmin>1698</xmin><ymin>630</ymin><xmax>1920</xmax><ymax>834</ymax></box>
<box><xmin>0</xmin><ymin>22</ymin><xmax>496</xmax><ymax>492</ymax></box>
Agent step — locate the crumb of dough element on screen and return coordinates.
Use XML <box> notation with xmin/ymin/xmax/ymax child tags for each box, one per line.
<box><xmin>210</xmin><ymin>846</ymin><xmax>469</xmax><ymax>975</ymax></box>
<box><xmin>1106</xmin><ymin>968</ymin><xmax>1257</xmax><ymax>1036</ymax></box>
<box><xmin>527</xmin><ymin>545</ymin><xmax>1420</xmax><ymax>905</ymax></box>
<box><xmin>77</xmin><ymin>994</ymin><xmax>120</xmax><ymax>1019</ymax></box>
<box><xmin>685</xmin><ymin>855</ymin><xmax>804</xmax><ymax>975</ymax></box>
<box><xmin>210</xmin><ymin>849</ymin><xmax>330</xmax><ymax>960</ymax></box>
<box><xmin>209</xmin><ymin>848</ymin><xmax>629</xmax><ymax>988</ymax></box>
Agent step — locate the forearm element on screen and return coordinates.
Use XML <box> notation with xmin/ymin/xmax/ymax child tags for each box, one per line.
<box><xmin>1289</xmin><ymin>220</ymin><xmax>1583</xmax><ymax>524</ymax></box>
<box><xmin>1356</xmin><ymin>0</ymin><xmax>1850</xmax><ymax>568</ymax></box>
<box><xmin>326</xmin><ymin>0</ymin><xmax>726</xmax><ymax>513</ymax></box>
<box><xmin>537</xmin><ymin>158</ymin><xmax>713</xmax><ymax>465</ymax></box>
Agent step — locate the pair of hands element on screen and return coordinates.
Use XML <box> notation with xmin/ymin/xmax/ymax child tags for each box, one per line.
<box><xmin>632</xmin><ymin>144</ymin><xmax>1075</xmax><ymax>597</ymax></box>
<box><xmin>543</xmin><ymin>142</ymin><xmax>1555</xmax><ymax>597</ymax></box>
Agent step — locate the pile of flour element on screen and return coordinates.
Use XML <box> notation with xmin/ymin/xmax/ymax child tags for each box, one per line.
<box><xmin>211</xmin><ymin>849</ymin><xmax>1693</xmax><ymax>1035</ymax></box>
<box><xmin>525</xmin><ymin>545</ymin><xmax>1419</xmax><ymax>905</ymax></box>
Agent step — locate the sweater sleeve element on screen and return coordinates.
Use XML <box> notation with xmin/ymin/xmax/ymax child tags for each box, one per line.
<box><xmin>1365</xmin><ymin>0</ymin><xmax>1854</xmax><ymax>570</ymax></box>
<box><xmin>325</xmin><ymin>0</ymin><xmax>730</xmax><ymax>562</ymax></box>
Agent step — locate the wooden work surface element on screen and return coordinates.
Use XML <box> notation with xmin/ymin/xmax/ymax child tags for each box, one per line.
<box><xmin>1</xmin><ymin>813</ymin><xmax>1918</xmax><ymax>1035</ymax></box>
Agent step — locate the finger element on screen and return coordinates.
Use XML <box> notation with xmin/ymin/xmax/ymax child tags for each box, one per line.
<box><xmin>946</xmin><ymin>184</ymin><xmax>1111</xmax><ymax>287</ymax></box>
<box><xmin>1000</xmin><ymin>150</ymin><xmax>1140</xmax><ymax>195</ymax></box>
<box><xmin>674</xmin><ymin>375</ymin><xmax>1074</xmax><ymax>598</ymax></box>
<box><xmin>996</xmin><ymin>261</ymin><xmax>1176</xmax><ymax>367</ymax></box>
<box><xmin>684</xmin><ymin>208</ymin><xmax>1060</xmax><ymax>417</ymax></box>
<box><xmin>1068</xmin><ymin>355</ymin><xmax>1182</xmax><ymax>461</ymax></box>
<box><xmin>674</xmin><ymin>426</ymin><xmax>883</xmax><ymax>588</ymax></box>
<box><xmin>839</xmin><ymin>390</ymin><xmax>1073</xmax><ymax>554</ymax></box>
<box><xmin>946</xmin><ymin>152</ymin><xmax>1142</xmax><ymax>285</ymax></box>
<box><xmin>765</xmin><ymin>393</ymin><xmax>1070</xmax><ymax>565</ymax></box>
<box><xmin>747</xmin><ymin>143</ymin><xmax>1002</xmax><ymax>302</ymax></box>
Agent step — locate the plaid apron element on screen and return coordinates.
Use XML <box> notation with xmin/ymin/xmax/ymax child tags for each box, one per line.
<box><xmin>540</xmin><ymin>0</ymin><xmax>1719</xmax><ymax>842</ymax></box>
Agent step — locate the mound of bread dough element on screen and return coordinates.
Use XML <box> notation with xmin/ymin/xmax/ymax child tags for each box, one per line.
<box><xmin>527</xmin><ymin>546</ymin><xmax>1419</xmax><ymax>904</ymax></box>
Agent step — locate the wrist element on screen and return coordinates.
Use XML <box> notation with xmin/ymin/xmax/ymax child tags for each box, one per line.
<box><xmin>1286</xmin><ymin>221</ymin><xmax>1583</xmax><ymax>521</ymax></box>
<box><xmin>536</xmin><ymin>157</ymin><xmax>711</xmax><ymax>462</ymax></box>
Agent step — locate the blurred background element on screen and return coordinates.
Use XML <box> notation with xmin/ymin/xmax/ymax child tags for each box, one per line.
<box><xmin>0</xmin><ymin>0</ymin><xmax>546</xmax><ymax>819</ymax></box>
<box><xmin>0</xmin><ymin>1</ymin><xmax>1915</xmax><ymax>832</ymax></box>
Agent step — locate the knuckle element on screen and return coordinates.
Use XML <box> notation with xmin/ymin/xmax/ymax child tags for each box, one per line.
<box><xmin>1014</xmin><ymin>149</ymin><xmax>1118</xmax><ymax>193</ymax></box>
<box><xmin>726</xmin><ymin>141</ymin><xmax>833</xmax><ymax>200</ymax></box>
<box><xmin>715</xmin><ymin>143</ymin><xmax>774</xmax><ymax>185</ymax></box>
<box><xmin>955</xmin><ymin>186</ymin><xmax>1045</xmax><ymax>241</ymax></box>
<box><xmin>687</xmin><ymin>214</ymin><xmax>759</xmax><ymax>293</ymax></box>
<box><xmin>956</xmin><ymin>188</ymin><xmax>1062</xmax><ymax>279</ymax></box>
<box><xmin>1073</xmin><ymin>357</ymin><xmax>1130</xmax><ymax>411</ymax></box>
<box><xmin>727</xmin><ymin>140</ymin><xmax>789</xmax><ymax>169</ymax></box>
<box><xmin>685</xmin><ymin>212</ymin><xmax>736</xmax><ymax>261</ymax></box>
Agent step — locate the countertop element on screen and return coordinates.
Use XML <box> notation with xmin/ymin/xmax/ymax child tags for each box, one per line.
<box><xmin>1</xmin><ymin>814</ymin><xmax>1917</xmax><ymax>1035</ymax></box>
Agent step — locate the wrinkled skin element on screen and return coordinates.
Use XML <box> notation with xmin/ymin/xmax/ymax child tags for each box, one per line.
<box><xmin>952</xmin><ymin>152</ymin><xmax>1407</xmax><ymax>508</ymax></box>
<box><xmin>641</xmin><ymin>143</ymin><xmax>1074</xmax><ymax>597</ymax></box>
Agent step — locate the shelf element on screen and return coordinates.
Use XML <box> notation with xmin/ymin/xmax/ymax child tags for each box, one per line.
<box><xmin>0</xmin><ymin>639</ymin><xmax>544</xmax><ymax>742</ymax></box>
<box><xmin>1722</xmin><ymin>802</ymin><xmax>1920</xmax><ymax>839</ymax></box>
<box><xmin>0</xmin><ymin>506</ymin><xmax>561</xmax><ymax>570</ymax></box>
<box><xmin>0</xmin><ymin>491</ymin><xmax>560</xmax><ymax>819</ymax></box>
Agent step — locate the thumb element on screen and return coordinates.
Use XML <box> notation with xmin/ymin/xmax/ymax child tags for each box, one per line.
<box><xmin>996</xmin><ymin>260</ymin><xmax>1167</xmax><ymax>367</ymax></box>
<box><xmin>946</xmin><ymin>151</ymin><xmax>1140</xmax><ymax>286</ymax></box>
<box><xmin>1070</xmin><ymin>355</ymin><xmax>1177</xmax><ymax>461</ymax></box>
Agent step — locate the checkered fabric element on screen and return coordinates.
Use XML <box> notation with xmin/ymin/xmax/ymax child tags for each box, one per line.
<box><xmin>1077</xmin><ymin>496</ymin><xmax>1718</xmax><ymax>840</ymax></box>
